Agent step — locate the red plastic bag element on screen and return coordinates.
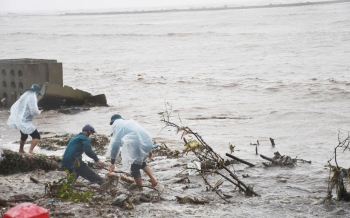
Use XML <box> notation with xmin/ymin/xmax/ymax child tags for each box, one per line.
<box><xmin>3</xmin><ymin>203</ymin><xmax>49</xmax><ymax>218</ymax></box>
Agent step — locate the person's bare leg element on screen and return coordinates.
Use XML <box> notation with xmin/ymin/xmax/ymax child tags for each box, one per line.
<box><xmin>29</xmin><ymin>138</ymin><xmax>39</xmax><ymax>154</ymax></box>
<box><xmin>142</xmin><ymin>166</ymin><xmax>158</xmax><ymax>187</ymax></box>
<box><xmin>134</xmin><ymin>177</ymin><xmax>143</xmax><ymax>191</ymax></box>
<box><xmin>19</xmin><ymin>140</ymin><xmax>26</xmax><ymax>153</ymax></box>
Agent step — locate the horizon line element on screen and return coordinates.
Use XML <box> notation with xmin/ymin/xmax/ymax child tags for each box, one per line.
<box><xmin>62</xmin><ymin>0</ymin><xmax>350</xmax><ymax>16</ymax></box>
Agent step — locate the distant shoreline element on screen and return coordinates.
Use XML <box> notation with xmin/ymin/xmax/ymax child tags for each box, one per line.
<box><xmin>63</xmin><ymin>0</ymin><xmax>350</xmax><ymax>16</ymax></box>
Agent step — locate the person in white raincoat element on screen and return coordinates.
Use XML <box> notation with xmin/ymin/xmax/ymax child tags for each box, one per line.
<box><xmin>108</xmin><ymin>114</ymin><xmax>164</xmax><ymax>192</ymax></box>
<box><xmin>7</xmin><ymin>84</ymin><xmax>43</xmax><ymax>154</ymax></box>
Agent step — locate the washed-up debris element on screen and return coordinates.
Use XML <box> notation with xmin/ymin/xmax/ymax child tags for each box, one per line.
<box><xmin>0</xmin><ymin>150</ymin><xmax>61</xmax><ymax>175</ymax></box>
<box><xmin>0</xmin><ymin>195</ymin><xmax>34</xmax><ymax>207</ymax></box>
<box><xmin>323</xmin><ymin>131</ymin><xmax>350</xmax><ymax>203</ymax></box>
<box><xmin>152</xmin><ymin>142</ymin><xmax>180</xmax><ymax>158</ymax></box>
<box><xmin>175</xmin><ymin>196</ymin><xmax>209</xmax><ymax>204</ymax></box>
<box><xmin>101</xmin><ymin>173</ymin><xmax>120</xmax><ymax>190</ymax></box>
<box><xmin>174</xmin><ymin>177</ymin><xmax>190</xmax><ymax>184</ymax></box>
<box><xmin>38</xmin><ymin>133</ymin><xmax>74</xmax><ymax>150</ymax></box>
<box><xmin>120</xmin><ymin>175</ymin><xmax>135</xmax><ymax>184</ymax></box>
<box><xmin>89</xmin><ymin>133</ymin><xmax>110</xmax><ymax>155</ymax></box>
<box><xmin>261</xmin><ymin>151</ymin><xmax>311</xmax><ymax>167</ymax></box>
<box><xmin>160</xmin><ymin>105</ymin><xmax>259</xmax><ymax>200</ymax></box>
<box><xmin>38</xmin><ymin>133</ymin><xmax>109</xmax><ymax>155</ymax></box>
<box><xmin>200</xmin><ymin>159</ymin><xmax>236</xmax><ymax>170</ymax></box>
<box><xmin>261</xmin><ymin>151</ymin><xmax>305</xmax><ymax>167</ymax></box>
<box><xmin>112</xmin><ymin>192</ymin><xmax>154</xmax><ymax>210</ymax></box>
<box><xmin>207</xmin><ymin>178</ymin><xmax>224</xmax><ymax>191</ymax></box>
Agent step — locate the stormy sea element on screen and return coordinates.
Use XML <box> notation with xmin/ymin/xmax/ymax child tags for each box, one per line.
<box><xmin>1</xmin><ymin>1</ymin><xmax>350</xmax><ymax>217</ymax></box>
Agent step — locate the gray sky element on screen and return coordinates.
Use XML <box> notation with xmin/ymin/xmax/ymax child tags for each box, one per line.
<box><xmin>0</xmin><ymin>0</ymin><xmax>288</xmax><ymax>13</ymax></box>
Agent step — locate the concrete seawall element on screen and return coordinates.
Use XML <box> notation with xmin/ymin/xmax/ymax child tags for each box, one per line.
<box><xmin>0</xmin><ymin>59</ymin><xmax>107</xmax><ymax>109</ymax></box>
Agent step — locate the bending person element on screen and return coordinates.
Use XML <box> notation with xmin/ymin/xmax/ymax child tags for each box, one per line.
<box><xmin>108</xmin><ymin>114</ymin><xmax>163</xmax><ymax>192</ymax></box>
<box><xmin>7</xmin><ymin>84</ymin><xmax>43</xmax><ymax>154</ymax></box>
<box><xmin>62</xmin><ymin>124</ymin><xmax>105</xmax><ymax>185</ymax></box>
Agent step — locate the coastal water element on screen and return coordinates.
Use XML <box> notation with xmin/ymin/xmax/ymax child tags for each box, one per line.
<box><xmin>1</xmin><ymin>2</ymin><xmax>350</xmax><ymax>217</ymax></box>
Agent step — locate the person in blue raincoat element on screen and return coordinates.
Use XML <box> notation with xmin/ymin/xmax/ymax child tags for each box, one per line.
<box><xmin>62</xmin><ymin>124</ymin><xmax>105</xmax><ymax>185</ymax></box>
<box><xmin>7</xmin><ymin>84</ymin><xmax>43</xmax><ymax>154</ymax></box>
<box><xmin>107</xmin><ymin>114</ymin><xmax>163</xmax><ymax>192</ymax></box>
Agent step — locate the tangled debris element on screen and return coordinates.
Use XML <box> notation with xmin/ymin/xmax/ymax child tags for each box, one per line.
<box><xmin>38</xmin><ymin>133</ymin><xmax>74</xmax><ymax>151</ymax></box>
<box><xmin>175</xmin><ymin>196</ymin><xmax>209</xmax><ymax>204</ymax></box>
<box><xmin>323</xmin><ymin>130</ymin><xmax>350</xmax><ymax>203</ymax></box>
<box><xmin>0</xmin><ymin>150</ymin><xmax>61</xmax><ymax>175</ymax></box>
<box><xmin>38</xmin><ymin>133</ymin><xmax>109</xmax><ymax>155</ymax></box>
<box><xmin>159</xmin><ymin>104</ymin><xmax>259</xmax><ymax>200</ymax></box>
<box><xmin>89</xmin><ymin>133</ymin><xmax>110</xmax><ymax>155</ymax></box>
<box><xmin>42</xmin><ymin>170</ymin><xmax>159</xmax><ymax>211</ymax></box>
<box><xmin>261</xmin><ymin>151</ymin><xmax>296</xmax><ymax>167</ymax></box>
<box><xmin>260</xmin><ymin>151</ymin><xmax>311</xmax><ymax>167</ymax></box>
<box><xmin>152</xmin><ymin>142</ymin><xmax>181</xmax><ymax>158</ymax></box>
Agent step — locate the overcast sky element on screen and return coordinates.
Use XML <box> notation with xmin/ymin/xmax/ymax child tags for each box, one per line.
<box><xmin>0</xmin><ymin>0</ymin><xmax>292</xmax><ymax>13</ymax></box>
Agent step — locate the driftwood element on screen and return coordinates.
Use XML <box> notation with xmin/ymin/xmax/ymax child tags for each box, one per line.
<box><xmin>261</xmin><ymin>152</ymin><xmax>296</xmax><ymax>167</ymax></box>
<box><xmin>261</xmin><ymin>151</ymin><xmax>311</xmax><ymax>167</ymax></box>
<box><xmin>30</xmin><ymin>176</ymin><xmax>41</xmax><ymax>184</ymax></box>
<box><xmin>159</xmin><ymin>104</ymin><xmax>259</xmax><ymax>200</ymax></box>
<box><xmin>226</xmin><ymin>153</ymin><xmax>255</xmax><ymax>167</ymax></box>
<box><xmin>120</xmin><ymin>175</ymin><xmax>135</xmax><ymax>184</ymax></box>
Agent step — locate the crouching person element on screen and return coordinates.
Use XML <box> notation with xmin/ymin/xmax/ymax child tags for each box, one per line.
<box><xmin>62</xmin><ymin>124</ymin><xmax>105</xmax><ymax>185</ymax></box>
<box><xmin>107</xmin><ymin>114</ymin><xmax>164</xmax><ymax>192</ymax></box>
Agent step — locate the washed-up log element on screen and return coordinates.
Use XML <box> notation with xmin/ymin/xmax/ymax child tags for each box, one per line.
<box><xmin>120</xmin><ymin>175</ymin><xmax>135</xmax><ymax>184</ymax></box>
<box><xmin>30</xmin><ymin>176</ymin><xmax>40</xmax><ymax>184</ymax></box>
<box><xmin>226</xmin><ymin>153</ymin><xmax>255</xmax><ymax>167</ymax></box>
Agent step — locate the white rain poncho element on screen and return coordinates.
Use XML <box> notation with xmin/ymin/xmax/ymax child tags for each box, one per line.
<box><xmin>7</xmin><ymin>91</ymin><xmax>41</xmax><ymax>134</ymax></box>
<box><xmin>107</xmin><ymin>119</ymin><xmax>153</xmax><ymax>168</ymax></box>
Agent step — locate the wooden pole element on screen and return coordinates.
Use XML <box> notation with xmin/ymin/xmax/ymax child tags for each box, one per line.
<box><xmin>270</xmin><ymin>138</ymin><xmax>275</xmax><ymax>147</ymax></box>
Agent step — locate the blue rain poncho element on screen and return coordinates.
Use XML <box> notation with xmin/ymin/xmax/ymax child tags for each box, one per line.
<box><xmin>7</xmin><ymin>91</ymin><xmax>41</xmax><ymax>134</ymax></box>
<box><xmin>107</xmin><ymin>119</ymin><xmax>153</xmax><ymax>168</ymax></box>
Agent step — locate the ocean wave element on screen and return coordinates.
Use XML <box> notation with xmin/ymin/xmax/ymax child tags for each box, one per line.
<box><xmin>187</xmin><ymin>115</ymin><xmax>251</xmax><ymax>120</ymax></box>
<box><xmin>214</xmin><ymin>82</ymin><xmax>239</xmax><ymax>88</ymax></box>
<box><xmin>1</xmin><ymin>31</ymin><xmax>223</xmax><ymax>38</ymax></box>
<box><xmin>0</xmin><ymin>32</ymin><xmax>36</xmax><ymax>36</ymax></box>
<box><xmin>166</xmin><ymin>31</ymin><xmax>219</xmax><ymax>37</ymax></box>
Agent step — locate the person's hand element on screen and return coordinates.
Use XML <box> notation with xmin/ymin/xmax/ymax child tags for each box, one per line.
<box><xmin>109</xmin><ymin>164</ymin><xmax>115</xmax><ymax>172</ymax></box>
<box><xmin>97</xmin><ymin>160</ymin><xmax>104</xmax><ymax>168</ymax></box>
<box><xmin>148</xmin><ymin>151</ymin><xmax>153</xmax><ymax>160</ymax></box>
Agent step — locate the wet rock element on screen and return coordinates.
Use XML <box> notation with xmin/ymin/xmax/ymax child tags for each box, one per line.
<box><xmin>112</xmin><ymin>194</ymin><xmax>129</xmax><ymax>206</ymax></box>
